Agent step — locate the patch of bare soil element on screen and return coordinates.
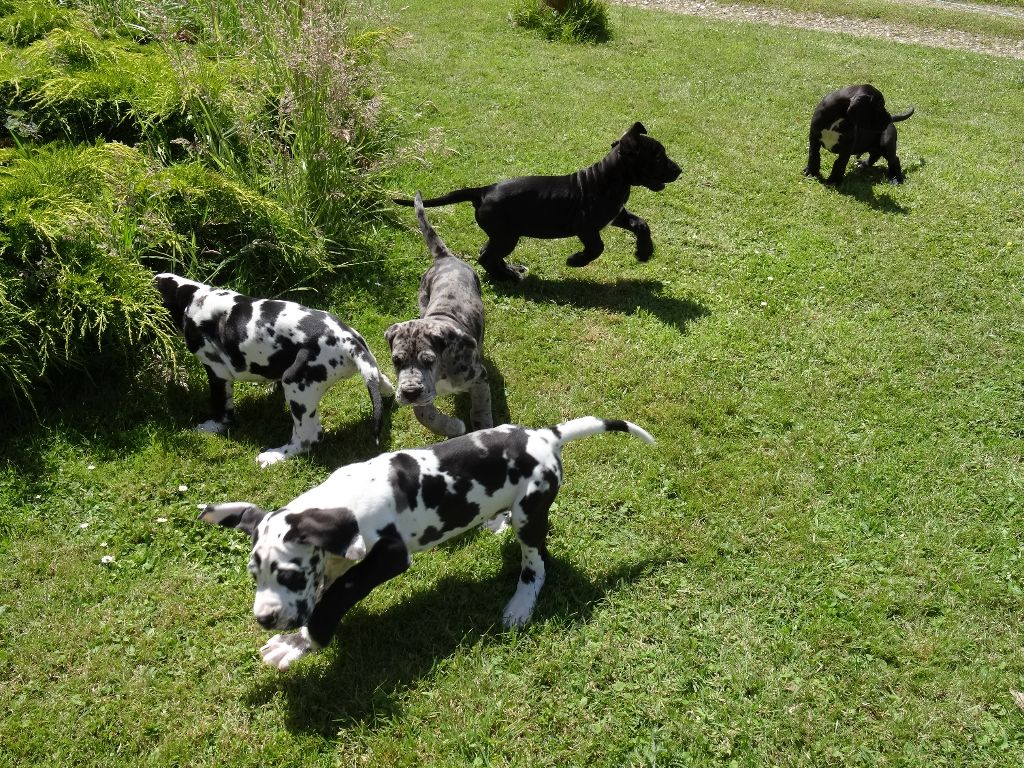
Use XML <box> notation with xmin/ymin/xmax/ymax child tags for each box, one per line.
<box><xmin>614</xmin><ymin>0</ymin><xmax>1024</xmax><ymax>59</ymax></box>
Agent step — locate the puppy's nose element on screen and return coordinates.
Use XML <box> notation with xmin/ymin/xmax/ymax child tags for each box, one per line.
<box><xmin>256</xmin><ymin>611</ymin><xmax>279</xmax><ymax>629</ymax></box>
<box><xmin>401</xmin><ymin>384</ymin><xmax>424</xmax><ymax>399</ymax></box>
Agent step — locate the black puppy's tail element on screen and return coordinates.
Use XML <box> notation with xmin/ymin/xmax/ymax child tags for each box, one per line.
<box><xmin>393</xmin><ymin>187</ymin><xmax>486</xmax><ymax>208</ymax></box>
<box><xmin>414</xmin><ymin>191</ymin><xmax>458</xmax><ymax>260</ymax></box>
<box><xmin>891</xmin><ymin>107</ymin><xmax>915</xmax><ymax>123</ymax></box>
<box><xmin>549</xmin><ymin>416</ymin><xmax>656</xmax><ymax>447</ymax></box>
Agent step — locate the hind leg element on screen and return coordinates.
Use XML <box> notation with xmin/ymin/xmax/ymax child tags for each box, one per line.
<box><xmin>257</xmin><ymin>380</ymin><xmax>328</xmax><ymax>468</ymax></box>
<box><xmin>503</xmin><ymin>472</ymin><xmax>559</xmax><ymax>628</ymax></box>
<box><xmin>479</xmin><ymin>236</ymin><xmax>527</xmax><ymax>282</ymax></box>
<box><xmin>566</xmin><ymin>230</ymin><xmax>605</xmax><ymax>268</ymax></box>
<box><xmin>611</xmin><ymin>208</ymin><xmax>654</xmax><ymax>262</ymax></box>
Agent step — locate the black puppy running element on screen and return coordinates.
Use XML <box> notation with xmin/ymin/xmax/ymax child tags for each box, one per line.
<box><xmin>804</xmin><ymin>84</ymin><xmax>915</xmax><ymax>187</ymax></box>
<box><xmin>396</xmin><ymin>122</ymin><xmax>681</xmax><ymax>281</ymax></box>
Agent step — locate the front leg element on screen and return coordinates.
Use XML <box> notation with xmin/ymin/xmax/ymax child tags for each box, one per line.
<box><xmin>610</xmin><ymin>208</ymin><xmax>653</xmax><ymax>262</ymax></box>
<box><xmin>566</xmin><ymin>230</ymin><xmax>605</xmax><ymax>268</ymax></box>
<box><xmin>198</xmin><ymin>366</ymin><xmax>233</xmax><ymax>434</ymax></box>
<box><xmin>467</xmin><ymin>372</ymin><xmax>493</xmax><ymax>431</ymax></box>
<box><xmin>260</xmin><ymin>535</ymin><xmax>411</xmax><ymax>670</ymax></box>
<box><xmin>803</xmin><ymin>126</ymin><xmax>823</xmax><ymax>179</ymax></box>
<box><xmin>413</xmin><ymin>402</ymin><xmax>466</xmax><ymax>437</ymax></box>
<box><xmin>825</xmin><ymin>153</ymin><xmax>852</xmax><ymax>186</ymax></box>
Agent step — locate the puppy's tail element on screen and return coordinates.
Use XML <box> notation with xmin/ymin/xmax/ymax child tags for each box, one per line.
<box><xmin>414</xmin><ymin>191</ymin><xmax>458</xmax><ymax>260</ymax></box>
<box><xmin>350</xmin><ymin>332</ymin><xmax>395</xmax><ymax>443</ymax></box>
<box><xmin>549</xmin><ymin>417</ymin><xmax>655</xmax><ymax>447</ymax></box>
<box><xmin>393</xmin><ymin>187</ymin><xmax>485</xmax><ymax>208</ymax></box>
<box><xmin>891</xmin><ymin>106</ymin><xmax>915</xmax><ymax>123</ymax></box>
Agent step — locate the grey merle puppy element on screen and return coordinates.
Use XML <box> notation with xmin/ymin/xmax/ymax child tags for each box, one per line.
<box><xmin>199</xmin><ymin>416</ymin><xmax>655</xmax><ymax>670</ymax></box>
<box><xmin>385</xmin><ymin>191</ymin><xmax>492</xmax><ymax>437</ymax></box>
<box><xmin>395</xmin><ymin>122</ymin><xmax>681</xmax><ymax>281</ymax></box>
<box><xmin>155</xmin><ymin>273</ymin><xmax>394</xmax><ymax>467</ymax></box>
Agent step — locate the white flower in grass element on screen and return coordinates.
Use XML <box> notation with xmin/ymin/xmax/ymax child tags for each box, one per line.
<box><xmin>100</xmin><ymin>555</ymin><xmax>115</xmax><ymax>565</ymax></box>
<box><xmin>79</xmin><ymin>522</ymin><xmax>90</xmax><ymax>530</ymax></box>
<box><xmin>759</xmin><ymin>301</ymin><xmax>768</xmax><ymax>307</ymax></box>
<box><xmin>87</xmin><ymin>464</ymin><xmax>96</xmax><ymax>470</ymax></box>
<box><xmin>177</xmin><ymin>484</ymin><xmax>188</xmax><ymax>493</ymax></box>
<box><xmin>156</xmin><ymin>517</ymin><xmax>168</xmax><ymax>524</ymax></box>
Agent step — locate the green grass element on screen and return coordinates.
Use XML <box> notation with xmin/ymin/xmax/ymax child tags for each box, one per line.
<box><xmin>3</xmin><ymin>0</ymin><xmax>1024</xmax><ymax>765</ymax></box>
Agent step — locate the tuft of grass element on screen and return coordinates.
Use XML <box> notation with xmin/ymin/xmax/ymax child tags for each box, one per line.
<box><xmin>510</xmin><ymin>0</ymin><xmax>611</xmax><ymax>43</ymax></box>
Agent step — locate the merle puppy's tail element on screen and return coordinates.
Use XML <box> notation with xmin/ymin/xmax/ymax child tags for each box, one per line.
<box><xmin>414</xmin><ymin>191</ymin><xmax>457</xmax><ymax>260</ymax></box>
<box><xmin>349</xmin><ymin>332</ymin><xmax>395</xmax><ymax>443</ymax></box>
<box><xmin>891</xmin><ymin>107</ymin><xmax>915</xmax><ymax>123</ymax></box>
<box><xmin>393</xmin><ymin>187</ymin><xmax>485</xmax><ymax>208</ymax></box>
<box><xmin>551</xmin><ymin>416</ymin><xmax>655</xmax><ymax>446</ymax></box>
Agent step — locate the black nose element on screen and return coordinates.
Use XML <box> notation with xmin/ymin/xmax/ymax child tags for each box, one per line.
<box><xmin>256</xmin><ymin>611</ymin><xmax>278</xmax><ymax>629</ymax></box>
<box><xmin>402</xmin><ymin>384</ymin><xmax>423</xmax><ymax>398</ymax></box>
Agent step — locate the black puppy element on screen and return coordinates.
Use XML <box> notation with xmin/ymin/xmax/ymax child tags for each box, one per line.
<box><xmin>803</xmin><ymin>84</ymin><xmax>914</xmax><ymax>187</ymax></box>
<box><xmin>396</xmin><ymin>122</ymin><xmax>681</xmax><ymax>281</ymax></box>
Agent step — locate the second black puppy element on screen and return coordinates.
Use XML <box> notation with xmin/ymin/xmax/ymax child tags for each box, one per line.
<box><xmin>803</xmin><ymin>84</ymin><xmax>914</xmax><ymax>187</ymax></box>
<box><xmin>396</xmin><ymin>122</ymin><xmax>681</xmax><ymax>281</ymax></box>
<box><xmin>385</xmin><ymin>192</ymin><xmax>492</xmax><ymax>437</ymax></box>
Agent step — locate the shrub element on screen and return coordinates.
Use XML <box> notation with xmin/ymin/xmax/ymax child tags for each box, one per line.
<box><xmin>0</xmin><ymin>0</ymin><xmax>397</xmax><ymax>412</ymax></box>
<box><xmin>510</xmin><ymin>0</ymin><xmax>611</xmax><ymax>44</ymax></box>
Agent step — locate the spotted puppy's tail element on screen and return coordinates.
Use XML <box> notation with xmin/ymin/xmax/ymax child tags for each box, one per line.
<box><xmin>349</xmin><ymin>331</ymin><xmax>395</xmax><ymax>443</ymax></box>
<box><xmin>891</xmin><ymin>106</ymin><xmax>915</xmax><ymax>123</ymax></box>
<box><xmin>393</xmin><ymin>186</ymin><xmax>486</xmax><ymax>208</ymax></box>
<box><xmin>551</xmin><ymin>416</ymin><xmax>655</xmax><ymax>446</ymax></box>
<box><xmin>414</xmin><ymin>191</ymin><xmax>458</xmax><ymax>260</ymax></box>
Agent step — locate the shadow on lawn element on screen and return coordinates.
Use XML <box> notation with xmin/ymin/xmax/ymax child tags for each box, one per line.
<box><xmin>499</xmin><ymin>277</ymin><xmax>710</xmax><ymax>334</ymax></box>
<box><xmin>246</xmin><ymin>545</ymin><xmax>671</xmax><ymax>737</ymax></box>
<box><xmin>835</xmin><ymin>157</ymin><xmax>925</xmax><ymax>214</ymax></box>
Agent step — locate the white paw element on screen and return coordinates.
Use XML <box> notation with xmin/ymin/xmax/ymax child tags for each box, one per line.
<box><xmin>196</xmin><ymin>419</ymin><xmax>228</xmax><ymax>435</ymax></box>
<box><xmin>502</xmin><ymin>593</ymin><xmax>537</xmax><ymax>630</ymax></box>
<box><xmin>259</xmin><ymin>629</ymin><xmax>317</xmax><ymax>670</ymax></box>
<box><xmin>379</xmin><ymin>374</ymin><xmax>395</xmax><ymax>397</ymax></box>
<box><xmin>257</xmin><ymin>450</ymin><xmax>286</xmax><ymax>468</ymax></box>
<box><xmin>483</xmin><ymin>511</ymin><xmax>511</xmax><ymax>535</ymax></box>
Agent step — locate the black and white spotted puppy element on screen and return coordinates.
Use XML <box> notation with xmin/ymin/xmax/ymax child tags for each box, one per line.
<box><xmin>199</xmin><ymin>416</ymin><xmax>655</xmax><ymax>670</ymax></box>
<box><xmin>155</xmin><ymin>273</ymin><xmax>394</xmax><ymax>468</ymax></box>
<box><xmin>385</xmin><ymin>191</ymin><xmax>492</xmax><ymax>437</ymax></box>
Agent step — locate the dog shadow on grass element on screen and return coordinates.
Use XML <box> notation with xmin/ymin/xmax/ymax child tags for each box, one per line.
<box><xmin>245</xmin><ymin>541</ymin><xmax>672</xmax><ymax>738</ymax></box>
<box><xmin>836</xmin><ymin>157</ymin><xmax>925</xmax><ymax>214</ymax></box>
<box><xmin>498</xmin><ymin>277</ymin><xmax>710</xmax><ymax>335</ymax></box>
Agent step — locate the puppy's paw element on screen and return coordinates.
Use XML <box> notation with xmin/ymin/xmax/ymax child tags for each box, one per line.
<box><xmin>378</xmin><ymin>374</ymin><xmax>396</xmax><ymax>398</ymax></box>
<box><xmin>260</xmin><ymin>629</ymin><xmax>318</xmax><ymax>670</ymax></box>
<box><xmin>566</xmin><ymin>252</ymin><xmax>597</xmax><ymax>268</ymax></box>
<box><xmin>635</xmin><ymin>242</ymin><xmax>654</xmax><ymax>263</ymax></box>
<box><xmin>888</xmin><ymin>177</ymin><xmax>903</xmax><ymax>186</ymax></box>
<box><xmin>196</xmin><ymin>419</ymin><xmax>228</xmax><ymax>435</ymax></box>
<box><xmin>502</xmin><ymin>595</ymin><xmax>536</xmax><ymax>630</ymax></box>
<box><xmin>802</xmin><ymin>166</ymin><xmax>820</xmax><ymax>179</ymax></box>
<box><xmin>483</xmin><ymin>511</ymin><xmax>511</xmax><ymax>535</ymax></box>
<box><xmin>257</xmin><ymin>448</ymin><xmax>288</xmax><ymax>468</ymax></box>
<box><xmin>445</xmin><ymin>418</ymin><xmax>467</xmax><ymax>438</ymax></box>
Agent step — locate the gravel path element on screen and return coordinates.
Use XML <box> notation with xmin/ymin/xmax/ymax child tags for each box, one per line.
<box><xmin>613</xmin><ymin>0</ymin><xmax>1024</xmax><ymax>59</ymax></box>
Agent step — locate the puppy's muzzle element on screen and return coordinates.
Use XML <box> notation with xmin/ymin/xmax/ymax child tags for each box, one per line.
<box><xmin>256</xmin><ymin>610</ymin><xmax>280</xmax><ymax>630</ymax></box>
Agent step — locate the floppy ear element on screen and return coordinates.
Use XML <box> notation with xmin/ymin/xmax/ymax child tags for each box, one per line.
<box><xmin>384</xmin><ymin>323</ymin><xmax>400</xmax><ymax>348</ymax></box>
<box><xmin>198</xmin><ymin>502</ymin><xmax>268</xmax><ymax>540</ymax></box>
<box><xmin>847</xmin><ymin>93</ymin><xmax>875</xmax><ymax>119</ymax></box>
<box><xmin>629</xmin><ymin>121</ymin><xmax>648</xmax><ymax>136</ymax></box>
<box><xmin>440</xmin><ymin>325</ymin><xmax>478</xmax><ymax>363</ymax></box>
<box><xmin>284</xmin><ymin>508</ymin><xmax>367</xmax><ymax>561</ymax></box>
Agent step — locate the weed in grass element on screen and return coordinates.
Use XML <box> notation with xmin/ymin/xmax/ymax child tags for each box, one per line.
<box><xmin>510</xmin><ymin>0</ymin><xmax>611</xmax><ymax>43</ymax></box>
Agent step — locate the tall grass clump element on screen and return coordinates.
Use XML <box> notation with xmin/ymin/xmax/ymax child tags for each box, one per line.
<box><xmin>510</xmin><ymin>0</ymin><xmax>611</xmax><ymax>43</ymax></box>
<box><xmin>0</xmin><ymin>0</ymin><xmax>398</xmax><ymax>413</ymax></box>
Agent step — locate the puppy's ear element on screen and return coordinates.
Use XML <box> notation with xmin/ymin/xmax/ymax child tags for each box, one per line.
<box><xmin>284</xmin><ymin>508</ymin><xmax>367</xmax><ymax>561</ymax></box>
<box><xmin>440</xmin><ymin>326</ymin><xmax>478</xmax><ymax>362</ymax></box>
<box><xmin>384</xmin><ymin>323</ymin><xmax>400</xmax><ymax>348</ymax></box>
<box><xmin>630</xmin><ymin>121</ymin><xmax>648</xmax><ymax>136</ymax></box>
<box><xmin>198</xmin><ymin>502</ymin><xmax>268</xmax><ymax>540</ymax></box>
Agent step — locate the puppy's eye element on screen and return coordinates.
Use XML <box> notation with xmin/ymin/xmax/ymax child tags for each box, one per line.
<box><xmin>420</xmin><ymin>353</ymin><xmax>436</xmax><ymax>366</ymax></box>
<box><xmin>392</xmin><ymin>355</ymin><xmax>404</xmax><ymax>367</ymax></box>
<box><xmin>277</xmin><ymin>569</ymin><xmax>308</xmax><ymax>592</ymax></box>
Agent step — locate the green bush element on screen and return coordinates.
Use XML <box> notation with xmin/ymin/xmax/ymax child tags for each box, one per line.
<box><xmin>510</xmin><ymin>0</ymin><xmax>611</xmax><ymax>43</ymax></box>
<box><xmin>0</xmin><ymin>0</ymin><xmax>397</xmax><ymax>411</ymax></box>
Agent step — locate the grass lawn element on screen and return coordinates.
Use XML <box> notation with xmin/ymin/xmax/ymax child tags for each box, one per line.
<box><xmin>3</xmin><ymin>0</ymin><xmax>1024</xmax><ymax>765</ymax></box>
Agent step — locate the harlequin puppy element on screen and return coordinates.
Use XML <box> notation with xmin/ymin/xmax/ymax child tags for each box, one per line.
<box><xmin>385</xmin><ymin>192</ymin><xmax>492</xmax><ymax>438</ymax></box>
<box><xmin>199</xmin><ymin>416</ymin><xmax>655</xmax><ymax>670</ymax></box>
<box><xmin>154</xmin><ymin>273</ymin><xmax>394</xmax><ymax>468</ymax></box>
<box><xmin>394</xmin><ymin>122</ymin><xmax>681</xmax><ymax>281</ymax></box>
<box><xmin>803</xmin><ymin>84</ymin><xmax>915</xmax><ymax>186</ymax></box>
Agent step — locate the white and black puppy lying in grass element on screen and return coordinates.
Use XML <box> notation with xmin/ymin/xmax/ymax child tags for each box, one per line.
<box><xmin>199</xmin><ymin>416</ymin><xmax>655</xmax><ymax>670</ymax></box>
<box><xmin>155</xmin><ymin>273</ymin><xmax>394</xmax><ymax>468</ymax></box>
